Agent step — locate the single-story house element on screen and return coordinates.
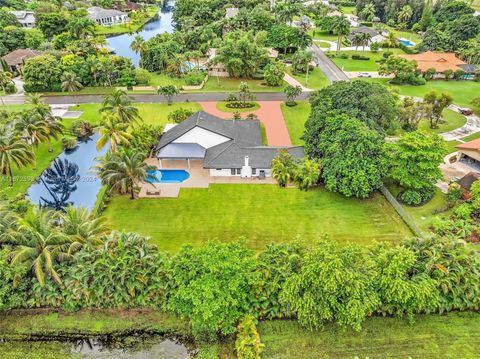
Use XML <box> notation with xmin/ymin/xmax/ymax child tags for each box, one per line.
<box><xmin>225</xmin><ymin>7</ymin><xmax>239</xmax><ymax>18</ymax></box>
<box><xmin>9</xmin><ymin>10</ymin><xmax>35</xmax><ymax>28</ymax></box>
<box><xmin>207</xmin><ymin>47</ymin><xmax>279</xmax><ymax>77</ymax></box>
<box><xmin>347</xmin><ymin>26</ymin><xmax>386</xmax><ymax>44</ymax></box>
<box><xmin>1</xmin><ymin>48</ymin><xmax>42</xmax><ymax>73</ymax></box>
<box><xmin>456</xmin><ymin>139</ymin><xmax>480</xmax><ymax>171</ymax></box>
<box><xmin>399</xmin><ymin>51</ymin><xmax>477</xmax><ymax>78</ymax></box>
<box><xmin>87</xmin><ymin>6</ymin><xmax>129</xmax><ymax>26</ymax></box>
<box><xmin>156</xmin><ymin>111</ymin><xmax>304</xmax><ymax>178</ymax></box>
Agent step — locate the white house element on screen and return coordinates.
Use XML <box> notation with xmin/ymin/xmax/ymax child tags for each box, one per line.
<box><xmin>87</xmin><ymin>7</ymin><xmax>129</xmax><ymax>26</ymax></box>
<box><xmin>10</xmin><ymin>11</ymin><xmax>36</xmax><ymax>28</ymax></box>
<box><xmin>347</xmin><ymin>26</ymin><xmax>387</xmax><ymax>44</ymax></box>
<box><xmin>156</xmin><ymin>111</ymin><xmax>304</xmax><ymax>178</ymax></box>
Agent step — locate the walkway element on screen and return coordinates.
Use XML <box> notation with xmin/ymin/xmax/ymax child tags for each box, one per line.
<box><xmin>309</xmin><ymin>44</ymin><xmax>349</xmax><ymax>83</ymax></box>
<box><xmin>199</xmin><ymin>101</ymin><xmax>292</xmax><ymax>146</ymax></box>
<box><xmin>440</xmin><ymin>105</ymin><xmax>480</xmax><ymax>141</ymax></box>
<box><xmin>283</xmin><ymin>70</ymin><xmax>313</xmax><ymax>92</ymax></box>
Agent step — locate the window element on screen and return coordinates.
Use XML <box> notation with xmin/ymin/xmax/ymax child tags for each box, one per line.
<box><xmin>231</xmin><ymin>169</ymin><xmax>236</xmax><ymax>175</ymax></box>
<box><xmin>252</xmin><ymin>168</ymin><xmax>257</xmax><ymax>175</ymax></box>
<box><xmin>216</xmin><ymin>169</ymin><xmax>222</xmax><ymax>171</ymax></box>
<box><xmin>236</xmin><ymin>168</ymin><xmax>241</xmax><ymax>175</ymax></box>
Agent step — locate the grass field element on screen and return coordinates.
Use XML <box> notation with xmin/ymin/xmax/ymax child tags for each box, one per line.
<box><xmin>260</xmin><ymin>312</ymin><xmax>480</xmax><ymax>359</ymax></box>
<box><xmin>330</xmin><ymin>49</ymin><xmax>404</xmax><ymax>71</ymax></box>
<box><xmin>281</xmin><ymin>101</ymin><xmax>310</xmax><ymax>146</ymax></box>
<box><xmin>308</xmin><ymin>29</ymin><xmax>338</xmax><ymax>42</ymax></box>
<box><xmin>285</xmin><ymin>67</ymin><xmax>329</xmax><ymax>89</ymax></box>
<box><xmin>104</xmin><ymin>184</ymin><xmax>412</xmax><ymax>252</ymax></box>
<box><xmin>148</xmin><ymin>72</ymin><xmax>187</xmax><ymax>88</ymax></box>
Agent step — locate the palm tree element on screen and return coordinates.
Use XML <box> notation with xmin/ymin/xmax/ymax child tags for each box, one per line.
<box><xmin>397</xmin><ymin>5</ymin><xmax>413</xmax><ymax>27</ymax></box>
<box><xmin>26</xmin><ymin>93</ymin><xmax>43</xmax><ymax>106</ymax></box>
<box><xmin>101</xmin><ymin>89</ymin><xmax>140</xmax><ymax>124</ymax></box>
<box><xmin>294</xmin><ymin>159</ymin><xmax>321</xmax><ymax>191</ymax></box>
<box><xmin>14</xmin><ymin>111</ymin><xmax>49</xmax><ymax>146</ymax></box>
<box><xmin>61</xmin><ymin>72</ymin><xmax>83</xmax><ymax>92</ymax></box>
<box><xmin>157</xmin><ymin>85</ymin><xmax>179</xmax><ymax>105</ymax></box>
<box><xmin>360</xmin><ymin>32</ymin><xmax>372</xmax><ymax>51</ymax></box>
<box><xmin>0</xmin><ymin>203</ymin><xmax>18</xmax><ymax>244</ymax></box>
<box><xmin>28</xmin><ymin>102</ymin><xmax>65</xmax><ymax>152</ymax></box>
<box><xmin>9</xmin><ymin>208</ymin><xmax>69</xmax><ymax>286</ymax></box>
<box><xmin>166</xmin><ymin>54</ymin><xmax>188</xmax><ymax>77</ymax></box>
<box><xmin>94</xmin><ymin>148</ymin><xmax>156</xmax><ymax>200</ymax></box>
<box><xmin>351</xmin><ymin>33</ymin><xmax>364</xmax><ymax>51</ymax></box>
<box><xmin>59</xmin><ymin>206</ymin><xmax>109</xmax><ymax>256</ymax></box>
<box><xmin>68</xmin><ymin>17</ymin><xmax>96</xmax><ymax>40</ymax></box>
<box><xmin>0</xmin><ymin>128</ymin><xmax>35</xmax><ymax>186</ymax></box>
<box><xmin>360</xmin><ymin>3</ymin><xmax>375</xmax><ymax>21</ymax></box>
<box><xmin>96</xmin><ymin>114</ymin><xmax>133</xmax><ymax>152</ymax></box>
<box><xmin>272</xmin><ymin>149</ymin><xmax>296</xmax><ymax>187</ymax></box>
<box><xmin>331</xmin><ymin>16</ymin><xmax>351</xmax><ymax>53</ymax></box>
<box><xmin>383</xmin><ymin>32</ymin><xmax>399</xmax><ymax>49</ymax></box>
<box><xmin>130</xmin><ymin>35</ymin><xmax>149</xmax><ymax>68</ymax></box>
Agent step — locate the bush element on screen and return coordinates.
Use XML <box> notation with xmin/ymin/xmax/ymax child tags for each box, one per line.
<box><xmin>226</xmin><ymin>101</ymin><xmax>256</xmax><ymax>109</ymax></box>
<box><xmin>235</xmin><ymin>315</ymin><xmax>264</xmax><ymax>359</ymax></box>
<box><xmin>338</xmin><ymin>53</ymin><xmax>349</xmax><ymax>59</ymax></box>
<box><xmin>351</xmin><ymin>54</ymin><xmax>370</xmax><ymax>60</ymax></box>
<box><xmin>167</xmin><ymin>108</ymin><xmax>194</xmax><ymax>123</ymax></box>
<box><xmin>71</xmin><ymin>120</ymin><xmax>94</xmax><ymax>138</ymax></box>
<box><xmin>61</xmin><ymin>137</ymin><xmax>77</xmax><ymax>151</ymax></box>
<box><xmin>134</xmin><ymin>68</ymin><xmax>151</xmax><ymax>85</ymax></box>
<box><xmin>184</xmin><ymin>71</ymin><xmax>206</xmax><ymax>86</ymax></box>
<box><xmin>399</xmin><ymin>188</ymin><xmax>434</xmax><ymax>206</ymax></box>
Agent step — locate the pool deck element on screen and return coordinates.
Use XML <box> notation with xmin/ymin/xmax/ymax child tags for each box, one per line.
<box><xmin>139</xmin><ymin>159</ymin><xmax>277</xmax><ymax>198</ymax></box>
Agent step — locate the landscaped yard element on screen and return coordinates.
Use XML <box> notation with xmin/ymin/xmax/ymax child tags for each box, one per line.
<box><xmin>281</xmin><ymin>101</ymin><xmax>310</xmax><ymax>146</ymax></box>
<box><xmin>104</xmin><ymin>184</ymin><xmax>412</xmax><ymax>252</ymax></box>
<box><xmin>148</xmin><ymin>72</ymin><xmax>187</xmax><ymax>88</ymax></box>
<box><xmin>200</xmin><ymin>77</ymin><xmax>286</xmax><ymax>93</ymax></box>
<box><xmin>94</xmin><ymin>7</ymin><xmax>158</xmax><ymax>35</ymax></box>
<box><xmin>329</xmin><ymin>49</ymin><xmax>404</xmax><ymax>71</ymax></box>
<box><xmin>259</xmin><ymin>312</ymin><xmax>480</xmax><ymax>358</ymax></box>
<box><xmin>215</xmin><ymin>101</ymin><xmax>260</xmax><ymax>113</ymax></box>
<box><xmin>285</xmin><ymin>67</ymin><xmax>329</xmax><ymax>89</ymax></box>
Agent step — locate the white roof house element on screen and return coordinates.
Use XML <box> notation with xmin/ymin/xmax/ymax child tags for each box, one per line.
<box><xmin>10</xmin><ymin>11</ymin><xmax>36</xmax><ymax>28</ymax></box>
<box><xmin>87</xmin><ymin>6</ymin><xmax>129</xmax><ymax>26</ymax></box>
<box><xmin>225</xmin><ymin>7</ymin><xmax>239</xmax><ymax>18</ymax></box>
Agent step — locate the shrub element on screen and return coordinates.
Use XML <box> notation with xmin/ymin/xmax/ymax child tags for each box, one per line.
<box><xmin>70</xmin><ymin>120</ymin><xmax>94</xmax><ymax>138</ymax></box>
<box><xmin>235</xmin><ymin>315</ymin><xmax>264</xmax><ymax>359</ymax></box>
<box><xmin>184</xmin><ymin>71</ymin><xmax>206</xmax><ymax>86</ymax></box>
<box><xmin>370</xmin><ymin>42</ymin><xmax>380</xmax><ymax>53</ymax></box>
<box><xmin>134</xmin><ymin>68</ymin><xmax>151</xmax><ymax>85</ymax></box>
<box><xmin>399</xmin><ymin>188</ymin><xmax>433</xmax><ymax>206</ymax></box>
<box><xmin>226</xmin><ymin>101</ymin><xmax>256</xmax><ymax>109</ymax></box>
<box><xmin>167</xmin><ymin>108</ymin><xmax>194</xmax><ymax>123</ymax></box>
<box><xmin>61</xmin><ymin>137</ymin><xmax>77</xmax><ymax>151</ymax></box>
<box><xmin>351</xmin><ymin>54</ymin><xmax>370</xmax><ymax>60</ymax></box>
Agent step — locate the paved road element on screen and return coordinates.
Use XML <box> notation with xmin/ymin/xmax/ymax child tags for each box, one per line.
<box><xmin>309</xmin><ymin>44</ymin><xmax>350</xmax><ymax>83</ymax></box>
<box><xmin>0</xmin><ymin>92</ymin><xmax>311</xmax><ymax>105</ymax></box>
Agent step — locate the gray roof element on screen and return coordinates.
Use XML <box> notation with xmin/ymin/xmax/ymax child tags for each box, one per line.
<box><xmin>158</xmin><ymin>143</ymin><xmax>206</xmax><ymax>159</ymax></box>
<box><xmin>458</xmin><ymin>172</ymin><xmax>480</xmax><ymax>191</ymax></box>
<box><xmin>1</xmin><ymin>49</ymin><xmax>42</xmax><ymax>66</ymax></box>
<box><xmin>157</xmin><ymin>111</ymin><xmax>304</xmax><ymax>169</ymax></box>
<box><xmin>457</xmin><ymin>64</ymin><xmax>478</xmax><ymax>73</ymax></box>
<box><xmin>348</xmin><ymin>26</ymin><xmax>380</xmax><ymax>40</ymax></box>
<box><xmin>87</xmin><ymin>6</ymin><xmax>127</xmax><ymax>20</ymax></box>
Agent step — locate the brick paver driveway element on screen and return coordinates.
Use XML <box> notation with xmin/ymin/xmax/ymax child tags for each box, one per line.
<box><xmin>200</xmin><ymin>101</ymin><xmax>292</xmax><ymax>146</ymax></box>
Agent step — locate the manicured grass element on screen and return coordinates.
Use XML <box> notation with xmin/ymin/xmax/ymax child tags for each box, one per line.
<box><xmin>148</xmin><ymin>72</ymin><xmax>186</xmax><ymax>88</ymax></box>
<box><xmin>215</xmin><ymin>101</ymin><xmax>260</xmax><ymax>113</ymax></box>
<box><xmin>200</xmin><ymin>77</ymin><xmax>286</xmax><ymax>93</ymax></box>
<box><xmin>94</xmin><ymin>7</ymin><xmax>158</xmax><ymax>35</ymax></box>
<box><xmin>461</xmin><ymin>132</ymin><xmax>480</xmax><ymax>142</ymax></box>
<box><xmin>104</xmin><ymin>184</ymin><xmax>412</xmax><ymax>252</ymax></box>
<box><xmin>360</xmin><ymin>78</ymin><xmax>480</xmax><ymax>114</ymax></box>
<box><xmin>285</xmin><ymin>67</ymin><xmax>329</xmax><ymax>89</ymax></box>
<box><xmin>341</xmin><ymin>5</ymin><xmax>356</xmax><ymax>14</ymax></box>
<box><xmin>308</xmin><ymin>29</ymin><xmax>338</xmax><ymax>42</ymax></box>
<box><xmin>413</xmin><ymin>108</ymin><xmax>466</xmax><ymax>135</ymax></box>
<box><xmin>280</xmin><ymin>101</ymin><xmax>310</xmax><ymax>146</ymax></box>
<box><xmin>259</xmin><ymin>312</ymin><xmax>480</xmax><ymax>358</ymax></box>
<box><xmin>313</xmin><ymin>40</ymin><xmax>331</xmax><ymax>49</ymax></box>
<box><xmin>73</xmin><ymin>102</ymin><xmax>202</xmax><ymax>127</ymax></box>
<box><xmin>329</xmin><ymin>49</ymin><xmax>404</xmax><ymax>71</ymax></box>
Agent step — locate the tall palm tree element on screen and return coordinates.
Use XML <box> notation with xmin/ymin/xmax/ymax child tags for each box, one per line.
<box><xmin>29</xmin><ymin>102</ymin><xmax>65</xmax><ymax>152</ymax></box>
<box><xmin>94</xmin><ymin>148</ymin><xmax>156</xmax><ymax>200</ymax></box>
<box><xmin>96</xmin><ymin>114</ymin><xmax>133</xmax><ymax>152</ymax></box>
<box><xmin>383</xmin><ymin>31</ymin><xmax>399</xmax><ymax>49</ymax></box>
<box><xmin>331</xmin><ymin>16</ymin><xmax>351</xmax><ymax>53</ymax></box>
<box><xmin>101</xmin><ymin>89</ymin><xmax>140</xmax><ymax>124</ymax></box>
<box><xmin>130</xmin><ymin>35</ymin><xmax>149</xmax><ymax>68</ymax></box>
<box><xmin>14</xmin><ymin>111</ymin><xmax>49</xmax><ymax>146</ymax></box>
<box><xmin>9</xmin><ymin>208</ymin><xmax>69</xmax><ymax>286</ymax></box>
<box><xmin>61</xmin><ymin>72</ymin><xmax>83</xmax><ymax>92</ymax></box>
<box><xmin>59</xmin><ymin>206</ymin><xmax>109</xmax><ymax>255</ymax></box>
<box><xmin>361</xmin><ymin>32</ymin><xmax>372</xmax><ymax>51</ymax></box>
<box><xmin>166</xmin><ymin>54</ymin><xmax>188</xmax><ymax>77</ymax></box>
<box><xmin>0</xmin><ymin>128</ymin><xmax>35</xmax><ymax>186</ymax></box>
<box><xmin>360</xmin><ymin>3</ymin><xmax>375</xmax><ymax>21</ymax></box>
<box><xmin>397</xmin><ymin>5</ymin><xmax>413</xmax><ymax>27</ymax></box>
<box><xmin>352</xmin><ymin>33</ymin><xmax>364</xmax><ymax>51</ymax></box>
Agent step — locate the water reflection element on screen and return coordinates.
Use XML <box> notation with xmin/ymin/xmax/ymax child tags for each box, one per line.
<box><xmin>106</xmin><ymin>0</ymin><xmax>175</xmax><ymax>67</ymax></box>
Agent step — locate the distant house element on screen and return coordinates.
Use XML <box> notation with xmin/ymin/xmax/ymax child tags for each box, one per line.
<box><xmin>9</xmin><ymin>10</ymin><xmax>36</xmax><ymax>28</ymax></box>
<box><xmin>157</xmin><ymin>111</ymin><xmax>304</xmax><ymax>178</ymax></box>
<box><xmin>87</xmin><ymin>6</ymin><xmax>129</xmax><ymax>26</ymax></box>
<box><xmin>1</xmin><ymin>48</ymin><xmax>42</xmax><ymax>73</ymax></box>
<box><xmin>345</xmin><ymin>14</ymin><xmax>359</xmax><ymax>27</ymax></box>
<box><xmin>123</xmin><ymin>1</ymin><xmax>141</xmax><ymax>11</ymax></box>
<box><xmin>225</xmin><ymin>7</ymin><xmax>239</xmax><ymax>19</ymax></box>
<box><xmin>399</xmin><ymin>51</ymin><xmax>477</xmax><ymax>78</ymax></box>
<box><xmin>456</xmin><ymin>139</ymin><xmax>480</xmax><ymax>171</ymax></box>
<box><xmin>347</xmin><ymin>26</ymin><xmax>386</xmax><ymax>44</ymax></box>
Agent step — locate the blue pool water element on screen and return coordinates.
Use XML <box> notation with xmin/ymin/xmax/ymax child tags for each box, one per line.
<box><xmin>148</xmin><ymin>170</ymin><xmax>190</xmax><ymax>183</ymax></box>
<box><xmin>399</xmin><ymin>39</ymin><xmax>415</xmax><ymax>47</ymax></box>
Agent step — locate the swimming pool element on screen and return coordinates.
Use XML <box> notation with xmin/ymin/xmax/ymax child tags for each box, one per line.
<box><xmin>399</xmin><ymin>39</ymin><xmax>415</xmax><ymax>47</ymax></box>
<box><xmin>147</xmin><ymin>170</ymin><xmax>190</xmax><ymax>183</ymax></box>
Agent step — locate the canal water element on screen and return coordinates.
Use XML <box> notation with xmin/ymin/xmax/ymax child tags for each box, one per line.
<box><xmin>106</xmin><ymin>0</ymin><xmax>175</xmax><ymax>67</ymax></box>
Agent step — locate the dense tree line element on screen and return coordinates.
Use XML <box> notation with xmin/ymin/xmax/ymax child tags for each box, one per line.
<box><xmin>0</xmin><ymin>203</ymin><xmax>478</xmax><ymax>341</ymax></box>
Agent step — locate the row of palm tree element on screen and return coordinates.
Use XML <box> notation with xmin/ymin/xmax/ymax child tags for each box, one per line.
<box><xmin>1</xmin><ymin>205</ymin><xmax>109</xmax><ymax>286</ymax></box>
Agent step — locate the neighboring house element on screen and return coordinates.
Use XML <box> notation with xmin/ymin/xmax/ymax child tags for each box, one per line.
<box><xmin>87</xmin><ymin>6</ymin><xmax>129</xmax><ymax>26</ymax></box>
<box><xmin>399</xmin><ymin>51</ymin><xmax>477</xmax><ymax>79</ymax></box>
<box><xmin>457</xmin><ymin>172</ymin><xmax>480</xmax><ymax>194</ymax></box>
<box><xmin>225</xmin><ymin>7</ymin><xmax>239</xmax><ymax>18</ymax></box>
<box><xmin>345</xmin><ymin>14</ymin><xmax>359</xmax><ymax>27</ymax></box>
<box><xmin>207</xmin><ymin>47</ymin><xmax>279</xmax><ymax>77</ymax></box>
<box><xmin>347</xmin><ymin>26</ymin><xmax>386</xmax><ymax>44</ymax></box>
<box><xmin>456</xmin><ymin>139</ymin><xmax>480</xmax><ymax>171</ymax></box>
<box><xmin>1</xmin><ymin>48</ymin><xmax>42</xmax><ymax>73</ymax></box>
<box><xmin>156</xmin><ymin>111</ymin><xmax>304</xmax><ymax>178</ymax></box>
<box><xmin>9</xmin><ymin>10</ymin><xmax>36</xmax><ymax>28</ymax></box>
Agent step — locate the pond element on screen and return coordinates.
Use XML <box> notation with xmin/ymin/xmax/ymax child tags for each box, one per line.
<box><xmin>106</xmin><ymin>0</ymin><xmax>175</xmax><ymax>67</ymax></box>
<box><xmin>27</xmin><ymin>133</ymin><xmax>107</xmax><ymax>211</ymax></box>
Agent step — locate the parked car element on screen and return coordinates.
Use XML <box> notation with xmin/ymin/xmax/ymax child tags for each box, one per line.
<box><xmin>459</xmin><ymin>108</ymin><xmax>474</xmax><ymax>116</ymax></box>
<box><xmin>358</xmin><ymin>72</ymin><xmax>371</xmax><ymax>78</ymax></box>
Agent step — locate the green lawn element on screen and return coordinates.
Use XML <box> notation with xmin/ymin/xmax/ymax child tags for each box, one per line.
<box><xmin>94</xmin><ymin>7</ymin><xmax>158</xmax><ymax>35</ymax></box>
<box><xmin>461</xmin><ymin>132</ymin><xmax>480</xmax><ymax>142</ymax></box>
<box><xmin>200</xmin><ymin>77</ymin><xmax>286</xmax><ymax>93</ymax></box>
<box><xmin>148</xmin><ymin>72</ymin><xmax>187</xmax><ymax>88</ymax></box>
<box><xmin>330</xmin><ymin>49</ymin><xmax>404</xmax><ymax>71</ymax></box>
<box><xmin>413</xmin><ymin>108</ymin><xmax>466</xmax><ymax>135</ymax></box>
<box><xmin>313</xmin><ymin>40</ymin><xmax>332</xmax><ymax>49</ymax></box>
<box><xmin>308</xmin><ymin>29</ymin><xmax>338</xmax><ymax>42</ymax></box>
<box><xmin>360</xmin><ymin>78</ymin><xmax>480</xmax><ymax>114</ymax></box>
<box><xmin>260</xmin><ymin>312</ymin><xmax>480</xmax><ymax>358</ymax></box>
<box><xmin>104</xmin><ymin>184</ymin><xmax>412</xmax><ymax>252</ymax></box>
<box><xmin>281</xmin><ymin>101</ymin><xmax>310</xmax><ymax>146</ymax></box>
<box><xmin>285</xmin><ymin>67</ymin><xmax>329</xmax><ymax>89</ymax></box>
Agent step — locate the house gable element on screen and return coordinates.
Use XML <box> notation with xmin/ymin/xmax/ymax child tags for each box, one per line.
<box><xmin>172</xmin><ymin>127</ymin><xmax>231</xmax><ymax>149</ymax></box>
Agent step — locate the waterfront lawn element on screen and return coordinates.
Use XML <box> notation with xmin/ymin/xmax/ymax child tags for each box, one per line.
<box><xmin>104</xmin><ymin>184</ymin><xmax>412</xmax><ymax>252</ymax></box>
<box><xmin>260</xmin><ymin>312</ymin><xmax>480</xmax><ymax>359</ymax></box>
<box><xmin>285</xmin><ymin>67</ymin><xmax>329</xmax><ymax>89</ymax></box>
<box><xmin>94</xmin><ymin>7</ymin><xmax>159</xmax><ymax>35</ymax></box>
<box><xmin>200</xmin><ymin>77</ymin><xmax>286</xmax><ymax>93</ymax></box>
<box><xmin>330</xmin><ymin>49</ymin><xmax>404</xmax><ymax>71</ymax></box>
<box><xmin>280</xmin><ymin>101</ymin><xmax>310</xmax><ymax>146</ymax></box>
